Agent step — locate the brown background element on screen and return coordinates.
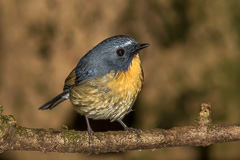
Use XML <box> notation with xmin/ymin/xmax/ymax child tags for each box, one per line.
<box><xmin>0</xmin><ymin>0</ymin><xmax>240</xmax><ymax>159</ymax></box>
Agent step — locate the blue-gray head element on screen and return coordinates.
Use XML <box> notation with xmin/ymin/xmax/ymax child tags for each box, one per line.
<box><xmin>75</xmin><ymin>35</ymin><xmax>149</xmax><ymax>83</ymax></box>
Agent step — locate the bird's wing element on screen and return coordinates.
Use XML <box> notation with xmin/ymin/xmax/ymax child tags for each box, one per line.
<box><xmin>64</xmin><ymin>62</ymin><xmax>98</xmax><ymax>90</ymax></box>
<box><xmin>74</xmin><ymin>59</ymin><xmax>99</xmax><ymax>85</ymax></box>
<box><xmin>63</xmin><ymin>68</ymin><xmax>76</xmax><ymax>90</ymax></box>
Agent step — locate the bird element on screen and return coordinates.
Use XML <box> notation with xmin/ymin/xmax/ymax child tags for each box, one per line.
<box><xmin>38</xmin><ymin>35</ymin><xmax>149</xmax><ymax>145</ymax></box>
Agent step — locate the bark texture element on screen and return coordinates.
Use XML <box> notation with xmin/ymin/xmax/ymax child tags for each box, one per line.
<box><xmin>0</xmin><ymin>103</ymin><xmax>239</xmax><ymax>154</ymax></box>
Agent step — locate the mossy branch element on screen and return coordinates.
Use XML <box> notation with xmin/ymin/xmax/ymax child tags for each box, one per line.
<box><xmin>0</xmin><ymin>103</ymin><xmax>239</xmax><ymax>154</ymax></box>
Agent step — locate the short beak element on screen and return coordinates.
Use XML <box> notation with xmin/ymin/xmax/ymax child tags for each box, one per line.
<box><xmin>135</xmin><ymin>43</ymin><xmax>150</xmax><ymax>51</ymax></box>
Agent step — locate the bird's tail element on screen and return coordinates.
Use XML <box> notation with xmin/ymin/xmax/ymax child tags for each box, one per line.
<box><xmin>38</xmin><ymin>89</ymin><xmax>70</xmax><ymax>110</ymax></box>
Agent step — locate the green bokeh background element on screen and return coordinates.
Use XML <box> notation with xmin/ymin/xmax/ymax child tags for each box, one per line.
<box><xmin>0</xmin><ymin>0</ymin><xmax>240</xmax><ymax>159</ymax></box>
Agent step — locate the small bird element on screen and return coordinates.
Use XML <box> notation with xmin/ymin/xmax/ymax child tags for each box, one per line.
<box><xmin>39</xmin><ymin>35</ymin><xmax>149</xmax><ymax>145</ymax></box>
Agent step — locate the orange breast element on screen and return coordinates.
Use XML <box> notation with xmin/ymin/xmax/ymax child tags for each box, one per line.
<box><xmin>107</xmin><ymin>54</ymin><xmax>143</xmax><ymax>93</ymax></box>
<box><xmin>70</xmin><ymin>54</ymin><xmax>143</xmax><ymax>121</ymax></box>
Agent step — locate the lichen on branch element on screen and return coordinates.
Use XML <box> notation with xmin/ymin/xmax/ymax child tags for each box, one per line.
<box><xmin>0</xmin><ymin>103</ymin><xmax>239</xmax><ymax>154</ymax></box>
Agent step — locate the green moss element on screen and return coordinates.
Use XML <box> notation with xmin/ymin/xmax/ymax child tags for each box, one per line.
<box><xmin>0</xmin><ymin>106</ymin><xmax>16</xmax><ymax>125</ymax></box>
<box><xmin>62</xmin><ymin>124</ymin><xmax>82</xmax><ymax>144</ymax></box>
<box><xmin>16</xmin><ymin>125</ymin><xmax>26</xmax><ymax>137</ymax></box>
<box><xmin>194</xmin><ymin>118</ymin><xmax>200</xmax><ymax>123</ymax></box>
<box><xmin>63</xmin><ymin>129</ymin><xmax>84</xmax><ymax>146</ymax></box>
<box><xmin>62</xmin><ymin>125</ymin><xmax>68</xmax><ymax>130</ymax></box>
<box><xmin>0</xmin><ymin>105</ymin><xmax>3</xmax><ymax>114</ymax></box>
<box><xmin>0</xmin><ymin>106</ymin><xmax>17</xmax><ymax>139</ymax></box>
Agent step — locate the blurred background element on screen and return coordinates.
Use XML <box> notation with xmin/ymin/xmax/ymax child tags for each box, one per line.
<box><xmin>0</xmin><ymin>0</ymin><xmax>240</xmax><ymax>159</ymax></box>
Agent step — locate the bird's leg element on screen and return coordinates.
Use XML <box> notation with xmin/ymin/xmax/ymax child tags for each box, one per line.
<box><xmin>85</xmin><ymin>116</ymin><xmax>101</xmax><ymax>147</ymax></box>
<box><xmin>118</xmin><ymin>119</ymin><xmax>142</xmax><ymax>142</ymax></box>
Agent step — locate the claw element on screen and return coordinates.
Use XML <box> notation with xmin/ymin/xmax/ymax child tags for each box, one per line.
<box><xmin>87</xmin><ymin>127</ymin><xmax>101</xmax><ymax>147</ymax></box>
<box><xmin>85</xmin><ymin>116</ymin><xmax>101</xmax><ymax>147</ymax></box>
<box><xmin>125</xmin><ymin>127</ymin><xmax>142</xmax><ymax>142</ymax></box>
<box><xmin>118</xmin><ymin>119</ymin><xmax>142</xmax><ymax>142</ymax></box>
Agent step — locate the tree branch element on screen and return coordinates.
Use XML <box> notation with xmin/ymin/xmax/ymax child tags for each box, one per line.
<box><xmin>0</xmin><ymin>103</ymin><xmax>239</xmax><ymax>154</ymax></box>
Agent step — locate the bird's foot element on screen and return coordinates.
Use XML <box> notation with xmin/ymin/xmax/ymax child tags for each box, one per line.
<box><xmin>87</xmin><ymin>128</ymin><xmax>101</xmax><ymax>147</ymax></box>
<box><xmin>124</xmin><ymin>127</ymin><xmax>142</xmax><ymax>143</ymax></box>
<box><xmin>85</xmin><ymin>116</ymin><xmax>101</xmax><ymax>147</ymax></box>
<box><xmin>118</xmin><ymin>119</ymin><xmax>142</xmax><ymax>142</ymax></box>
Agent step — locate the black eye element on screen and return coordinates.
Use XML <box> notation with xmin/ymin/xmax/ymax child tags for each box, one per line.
<box><xmin>116</xmin><ymin>49</ymin><xmax>125</xmax><ymax>56</ymax></box>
